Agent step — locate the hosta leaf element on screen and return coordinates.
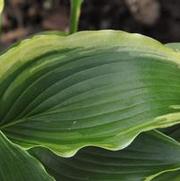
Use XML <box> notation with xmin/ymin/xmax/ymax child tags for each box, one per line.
<box><xmin>145</xmin><ymin>166</ymin><xmax>180</xmax><ymax>181</ymax></box>
<box><xmin>0</xmin><ymin>31</ymin><xmax>180</xmax><ymax>156</ymax></box>
<box><xmin>150</xmin><ymin>169</ymin><xmax>180</xmax><ymax>181</ymax></box>
<box><xmin>0</xmin><ymin>131</ymin><xmax>54</xmax><ymax>181</ymax></box>
<box><xmin>162</xmin><ymin>125</ymin><xmax>180</xmax><ymax>142</ymax></box>
<box><xmin>30</xmin><ymin>131</ymin><xmax>180</xmax><ymax>181</ymax></box>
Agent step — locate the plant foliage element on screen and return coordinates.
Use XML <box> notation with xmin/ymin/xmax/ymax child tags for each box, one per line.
<box><xmin>0</xmin><ymin>29</ymin><xmax>180</xmax><ymax>180</ymax></box>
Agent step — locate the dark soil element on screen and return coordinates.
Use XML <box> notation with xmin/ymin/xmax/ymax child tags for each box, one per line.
<box><xmin>0</xmin><ymin>0</ymin><xmax>180</xmax><ymax>49</ymax></box>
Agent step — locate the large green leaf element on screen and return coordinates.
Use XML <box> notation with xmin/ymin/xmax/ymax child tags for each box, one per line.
<box><xmin>30</xmin><ymin>131</ymin><xmax>180</xmax><ymax>181</ymax></box>
<box><xmin>0</xmin><ymin>131</ymin><xmax>54</xmax><ymax>181</ymax></box>
<box><xmin>0</xmin><ymin>31</ymin><xmax>180</xmax><ymax>156</ymax></box>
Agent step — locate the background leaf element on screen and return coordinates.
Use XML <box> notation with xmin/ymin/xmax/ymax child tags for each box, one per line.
<box><xmin>1</xmin><ymin>31</ymin><xmax>180</xmax><ymax>156</ymax></box>
<box><xmin>150</xmin><ymin>169</ymin><xmax>180</xmax><ymax>181</ymax></box>
<box><xmin>0</xmin><ymin>131</ymin><xmax>54</xmax><ymax>181</ymax></box>
<box><xmin>161</xmin><ymin>124</ymin><xmax>180</xmax><ymax>142</ymax></box>
<box><xmin>30</xmin><ymin>131</ymin><xmax>180</xmax><ymax>181</ymax></box>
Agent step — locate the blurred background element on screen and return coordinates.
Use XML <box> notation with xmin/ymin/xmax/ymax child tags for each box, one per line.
<box><xmin>0</xmin><ymin>0</ymin><xmax>180</xmax><ymax>49</ymax></box>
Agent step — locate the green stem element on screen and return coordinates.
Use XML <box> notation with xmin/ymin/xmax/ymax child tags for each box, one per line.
<box><xmin>69</xmin><ymin>0</ymin><xmax>83</xmax><ymax>34</ymax></box>
<box><xmin>0</xmin><ymin>0</ymin><xmax>4</xmax><ymax>34</ymax></box>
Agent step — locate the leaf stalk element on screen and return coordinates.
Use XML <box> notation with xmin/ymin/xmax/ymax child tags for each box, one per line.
<box><xmin>69</xmin><ymin>0</ymin><xmax>83</xmax><ymax>34</ymax></box>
